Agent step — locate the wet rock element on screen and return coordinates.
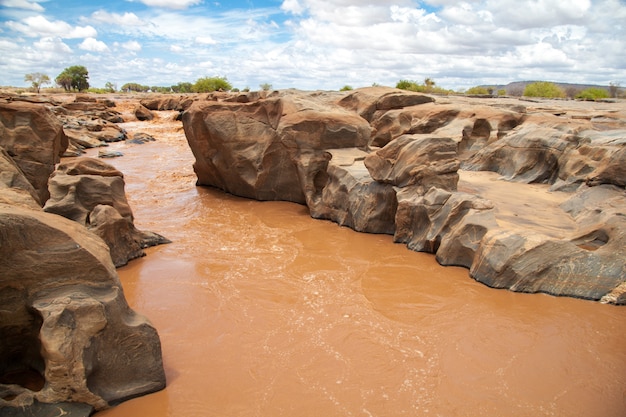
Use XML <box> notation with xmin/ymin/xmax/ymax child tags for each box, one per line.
<box><xmin>134</xmin><ymin>104</ymin><xmax>154</xmax><ymax>121</ymax></box>
<box><xmin>0</xmin><ymin>204</ymin><xmax>166</xmax><ymax>412</ymax></box>
<box><xmin>0</xmin><ymin>99</ymin><xmax>68</xmax><ymax>204</ymax></box>
<box><xmin>394</xmin><ymin>187</ymin><xmax>497</xmax><ymax>268</ymax></box>
<box><xmin>44</xmin><ymin>157</ymin><xmax>169</xmax><ymax>267</ymax></box>
<box><xmin>127</xmin><ymin>132</ymin><xmax>156</xmax><ymax>144</ymax></box>
<box><xmin>309</xmin><ymin>148</ymin><xmax>397</xmax><ymax>234</ymax></box>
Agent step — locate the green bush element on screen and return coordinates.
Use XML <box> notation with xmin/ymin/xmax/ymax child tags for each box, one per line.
<box><xmin>340</xmin><ymin>85</ymin><xmax>353</xmax><ymax>91</ymax></box>
<box><xmin>193</xmin><ymin>76</ymin><xmax>232</xmax><ymax>93</ymax></box>
<box><xmin>575</xmin><ymin>88</ymin><xmax>610</xmax><ymax>101</ymax></box>
<box><xmin>466</xmin><ymin>86</ymin><xmax>490</xmax><ymax>95</ymax></box>
<box><xmin>523</xmin><ymin>82</ymin><xmax>565</xmax><ymax>98</ymax></box>
<box><xmin>396</xmin><ymin>78</ymin><xmax>451</xmax><ymax>95</ymax></box>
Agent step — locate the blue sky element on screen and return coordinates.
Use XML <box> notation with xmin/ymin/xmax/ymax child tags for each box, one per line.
<box><xmin>0</xmin><ymin>0</ymin><xmax>624</xmax><ymax>91</ymax></box>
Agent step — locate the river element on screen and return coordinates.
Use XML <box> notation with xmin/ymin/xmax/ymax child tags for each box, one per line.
<box><xmin>95</xmin><ymin>110</ymin><xmax>626</xmax><ymax>417</ymax></box>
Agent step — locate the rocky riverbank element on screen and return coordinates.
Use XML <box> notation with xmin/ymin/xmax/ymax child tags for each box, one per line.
<box><xmin>179</xmin><ymin>87</ymin><xmax>626</xmax><ymax>303</ymax></box>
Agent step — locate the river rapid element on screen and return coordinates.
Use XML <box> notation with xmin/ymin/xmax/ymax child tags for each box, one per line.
<box><xmin>96</xmin><ymin>111</ymin><xmax>626</xmax><ymax>417</ymax></box>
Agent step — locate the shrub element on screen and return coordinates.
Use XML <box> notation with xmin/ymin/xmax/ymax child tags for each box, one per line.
<box><xmin>523</xmin><ymin>81</ymin><xmax>565</xmax><ymax>98</ymax></box>
<box><xmin>396</xmin><ymin>78</ymin><xmax>452</xmax><ymax>95</ymax></box>
<box><xmin>575</xmin><ymin>88</ymin><xmax>610</xmax><ymax>101</ymax></box>
<box><xmin>193</xmin><ymin>76</ymin><xmax>232</xmax><ymax>93</ymax></box>
<box><xmin>259</xmin><ymin>82</ymin><xmax>273</xmax><ymax>91</ymax></box>
<box><xmin>340</xmin><ymin>85</ymin><xmax>353</xmax><ymax>91</ymax></box>
<box><xmin>466</xmin><ymin>86</ymin><xmax>490</xmax><ymax>95</ymax></box>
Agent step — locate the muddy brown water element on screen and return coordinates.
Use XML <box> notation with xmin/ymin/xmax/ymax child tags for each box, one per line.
<box><xmin>95</xmin><ymin>114</ymin><xmax>626</xmax><ymax>417</ymax></box>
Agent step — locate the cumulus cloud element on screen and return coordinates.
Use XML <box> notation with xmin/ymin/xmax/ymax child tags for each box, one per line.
<box><xmin>0</xmin><ymin>0</ymin><xmax>44</xmax><ymax>11</ymax></box>
<box><xmin>33</xmin><ymin>36</ymin><xmax>72</xmax><ymax>54</ymax></box>
<box><xmin>79</xmin><ymin>37</ymin><xmax>110</xmax><ymax>52</ymax></box>
<box><xmin>89</xmin><ymin>10</ymin><xmax>144</xmax><ymax>26</ymax></box>
<box><xmin>6</xmin><ymin>15</ymin><xmax>97</xmax><ymax>38</ymax></box>
<box><xmin>121</xmin><ymin>40</ymin><xmax>142</xmax><ymax>52</ymax></box>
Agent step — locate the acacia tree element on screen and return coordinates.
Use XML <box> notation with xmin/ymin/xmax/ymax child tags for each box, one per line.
<box><xmin>24</xmin><ymin>72</ymin><xmax>50</xmax><ymax>93</ymax></box>
<box><xmin>55</xmin><ymin>65</ymin><xmax>89</xmax><ymax>92</ymax></box>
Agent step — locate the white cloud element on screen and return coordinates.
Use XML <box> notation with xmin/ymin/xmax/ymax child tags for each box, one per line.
<box><xmin>79</xmin><ymin>37</ymin><xmax>110</xmax><ymax>52</ymax></box>
<box><xmin>135</xmin><ymin>0</ymin><xmax>202</xmax><ymax>10</ymax></box>
<box><xmin>6</xmin><ymin>15</ymin><xmax>97</xmax><ymax>39</ymax></box>
<box><xmin>89</xmin><ymin>10</ymin><xmax>145</xmax><ymax>26</ymax></box>
<box><xmin>0</xmin><ymin>0</ymin><xmax>44</xmax><ymax>11</ymax></box>
<box><xmin>195</xmin><ymin>36</ymin><xmax>217</xmax><ymax>45</ymax></box>
<box><xmin>170</xmin><ymin>45</ymin><xmax>184</xmax><ymax>53</ymax></box>
<box><xmin>33</xmin><ymin>36</ymin><xmax>72</xmax><ymax>54</ymax></box>
<box><xmin>121</xmin><ymin>40</ymin><xmax>142</xmax><ymax>52</ymax></box>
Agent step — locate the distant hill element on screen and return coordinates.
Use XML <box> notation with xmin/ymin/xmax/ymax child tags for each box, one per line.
<box><xmin>478</xmin><ymin>81</ymin><xmax>623</xmax><ymax>97</ymax></box>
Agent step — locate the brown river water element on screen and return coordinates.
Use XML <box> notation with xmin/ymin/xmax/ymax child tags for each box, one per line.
<box><xmin>95</xmin><ymin>112</ymin><xmax>626</xmax><ymax>417</ymax></box>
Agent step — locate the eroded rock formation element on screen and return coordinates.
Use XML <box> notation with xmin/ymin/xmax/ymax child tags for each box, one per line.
<box><xmin>0</xmin><ymin>204</ymin><xmax>166</xmax><ymax>413</ymax></box>
<box><xmin>182</xmin><ymin>87</ymin><xmax>626</xmax><ymax>303</ymax></box>
<box><xmin>0</xmin><ymin>95</ymin><xmax>167</xmax><ymax>414</ymax></box>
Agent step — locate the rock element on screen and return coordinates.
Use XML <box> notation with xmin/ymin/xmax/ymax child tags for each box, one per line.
<box><xmin>463</xmin><ymin>123</ymin><xmax>575</xmax><ymax>184</ymax></box>
<box><xmin>182</xmin><ymin>91</ymin><xmax>371</xmax><ymax>204</ymax></box>
<box><xmin>134</xmin><ymin>104</ymin><xmax>154</xmax><ymax>121</ymax></box>
<box><xmin>336</xmin><ymin>86</ymin><xmax>434</xmax><ymax>122</ymax></box>
<box><xmin>0</xmin><ymin>204</ymin><xmax>166</xmax><ymax>411</ymax></box>
<box><xmin>127</xmin><ymin>132</ymin><xmax>156</xmax><ymax>144</ymax></box>
<box><xmin>394</xmin><ymin>187</ymin><xmax>497</xmax><ymax>268</ymax></box>
<box><xmin>364</xmin><ymin>135</ymin><xmax>460</xmax><ymax>192</ymax></box>
<box><xmin>43</xmin><ymin>157</ymin><xmax>169</xmax><ymax>267</ymax></box>
<box><xmin>98</xmin><ymin>150</ymin><xmax>124</xmax><ymax>158</ymax></box>
<box><xmin>140</xmin><ymin>95</ymin><xmax>194</xmax><ymax>111</ymax></box>
<box><xmin>0</xmin><ymin>146</ymin><xmax>41</xmax><ymax>209</ymax></box>
<box><xmin>469</xmin><ymin>225</ymin><xmax>626</xmax><ymax>300</ymax></box>
<box><xmin>0</xmin><ymin>99</ymin><xmax>68</xmax><ymax>204</ymax></box>
<box><xmin>0</xmin><ymin>400</ymin><xmax>93</xmax><ymax>417</ymax></box>
<box><xmin>309</xmin><ymin>148</ymin><xmax>397</xmax><ymax>234</ymax></box>
<box><xmin>44</xmin><ymin>158</ymin><xmax>132</xmax><ymax>225</ymax></box>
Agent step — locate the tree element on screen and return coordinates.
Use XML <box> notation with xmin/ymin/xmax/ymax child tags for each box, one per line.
<box><xmin>522</xmin><ymin>81</ymin><xmax>565</xmax><ymax>98</ymax></box>
<box><xmin>121</xmin><ymin>82</ymin><xmax>149</xmax><ymax>92</ymax></box>
<box><xmin>171</xmin><ymin>82</ymin><xmax>193</xmax><ymax>93</ymax></box>
<box><xmin>24</xmin><ymin>72</ymin><xmax>50</xmax><ymax>93</ymax></box>
<box><xmin>259</xmin><ymin>82</ymin><xmax>272</xmax><ymax>91</ymax></box>
<box><xmin>55</xmin><ymin>65</ymin><xmax>89</xmax><ymax>92</ymax></box>
<box><xmin>192</xmin><ymin>76</ymin><xmax>232</xmax><ymax>93</ymax></box>
<box><xmin>105</xmin><ymin>82</ymin><xmax>117</xmax><ymax>93</ymax></box>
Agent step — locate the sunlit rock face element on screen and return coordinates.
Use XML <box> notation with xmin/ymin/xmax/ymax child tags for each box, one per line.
<box><xmin>182</xmin><ymin>87</ymin><xmax>626</xmax><ymax>303</ymax></box>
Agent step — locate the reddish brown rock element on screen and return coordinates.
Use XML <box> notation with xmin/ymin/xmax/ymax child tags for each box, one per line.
<box><xmin>0</xmin><ymin>204</ymin><xmax>166</xmax><ymax>412</ymax></box>
<box><xmin>364</xmin><ymin>135</ymin><xmax>460</xmax><ymax>192</ymax></box>
<box><xmin>0</xmin><ymin>99</ymin><xmax>68</xmax><ymax>204</ymax></box>
<box><xmin>44</xmin><ymin>157</ymin><xmax>169</xmax><ymax>267</ymax></box>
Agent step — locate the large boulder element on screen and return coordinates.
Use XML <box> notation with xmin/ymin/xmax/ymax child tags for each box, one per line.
<box><xmin>182</xmin><ymin>91</ymin><xmax>371</xmax><ymax>205</ymax></box>
<box><xmin>0</xmin><ymin>99</ymin><xmax>68</xmax><ymax>204</ymax></box>
<box><xmin>0</xmin><ymin>204</ymin><xmax>166</xmax><ymax>412</ymax></box>
<box><xmin>44</xmin><ymin>157</ymin><xmax>169</xmax><ymax>267</ymax></box>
